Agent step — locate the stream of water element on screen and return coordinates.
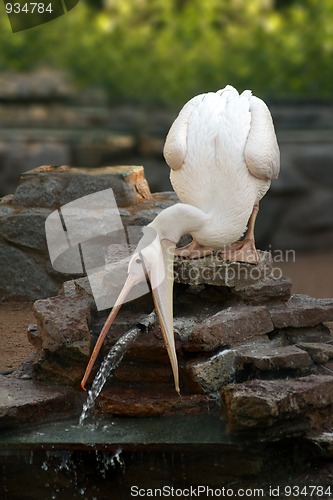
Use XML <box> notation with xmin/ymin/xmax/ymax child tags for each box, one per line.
<box><xmin>79</xmin><ymin>311</ymin><xmax>157</xmax><ymax>424</ymax></box>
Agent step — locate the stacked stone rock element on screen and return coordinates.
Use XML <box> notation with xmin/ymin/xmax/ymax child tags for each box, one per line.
<box><xmin>1</xmin><ymin>164</ymin><xmax>333</xmax><ymax>440</ymax></box>
<box><xmin>0</xmin><ymin>164</ymin><xmax>176</xmax><ymax>300</ymax></box>
<box><xmin>29</xmin><ymin>249</ymin><xmax>333</xmax><ymax>438</ymax></box>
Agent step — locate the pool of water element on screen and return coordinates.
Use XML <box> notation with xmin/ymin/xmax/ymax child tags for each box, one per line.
<box><xmin>0</xmin><ymin>415</ymin><xmax>237</xmax><ymax>448</ymax></box>
<box><xmin>0</xmin><ymin>415</ymin><xmax>330</xmax><ymax>499</ymax></box>
<box><xmin>0</xmin><ymin>415</ymin><xmax>269</xmax><ymax>499</ymax></box>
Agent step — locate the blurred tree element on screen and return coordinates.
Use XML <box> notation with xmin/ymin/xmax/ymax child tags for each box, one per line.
<box><xmin>0</xmin><ymin>0</ymin><xmax>332</xmax><ymax>105</ymax></box>
<box><xmin>274</xmin><ymin>0</ymin><xmax>297</xmax><ymax>10</ymax></box>
<box><xmin>84</xmin><ymin>0</ymin><xmax>104</xmax><ymax>9</ymax></box>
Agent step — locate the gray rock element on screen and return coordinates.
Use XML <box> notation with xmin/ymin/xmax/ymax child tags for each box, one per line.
<box><xmin>33</xmin><ymin>295</ymin><xmax>91</xmax><ymax>359</ymax></box>
<box><xmin>11</xmin><ymin>165</ymin><xmax>72</xmax><ymax>208</ymax></box>
<box><xmin>221</xmin><ymin>375</ymin><xmax>333</xmax><ymax>432</ymax></box>
<box><xmin>185</xmin><ymin>305</ymin><xmax>274</xmax><ymax>352</ymax></box>
<box><xmin>284</xmin><ymin>324</ymin><xmax>333</xmax><ymax>344</ymax></box>
<box><xmin>174</xmin><ymin>251</ymin><xmax>291</xmax><ymax>303</ymax></box>
<box><xmin>97</xmin><ymin>386</ymin><xmax>211</xmax><ymax>417</ymax></box>
<box><xmin>269</xmin><ymin>294</ymin><xmax>333</xmax><ymax>329</ymax></box>
<box><xmin>58</xmin><ymin>165</ymin><xmax>152</xmax><ymax>208</ymax></box>
<box><xmin>60</xmin><ymin>276</ymin><xmax>94</xmax><ymax>301</ymax></box>
<box><xmin>12</xmin><ymin>165</ymin><xmax>152</xmax><ymax>209</ymax></box>
<box><xmin>232</xmin><ymin>275</ymin><xmax>292</xmax><ymax>303</ymax></box>
<box><xmin>0</xmin><ymin>243</ymin><xmax>59</xmax><ymax>300</ymax></box>
<box><xmin>31</xmin><ymin>295</ymin><xmax>92</xmax><ymax>385</ymax></box>
<box><xmin>0</xmin><ymin>376</ymin><xmax>81</xmax><ymax>430</ymax></box>
<box><xmin>0</xmin><ymin>207</ymin><xmax>51</xmax><ymax>251</ymax></box>
<box><xmin>174</xmin><ymin>251</ymin><xmax>273</xmax><ymax>288</ymax></box>
<box><xmin>186</xmin><ymin>349</ymin><xmax>236</xmax><ymax>393</ymax></box>
<box><xmin>307</xmin><ymin>432</ymin><xmax>333</xmax><ymax>457</ymax></box>
<box><xmin>236</xmin><ymin>345</ymin><xmax>312</xmax><ymax>373</ymax></box>
<box><xmin>297</xmin><ymin>342</ymin><xmax>333</xmax><ymax>364</ymax></box>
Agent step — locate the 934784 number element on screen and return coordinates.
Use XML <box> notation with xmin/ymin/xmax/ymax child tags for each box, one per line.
<box><xmin>284</xmin><ymin>485</ymin><xmax>332</xmax><ymax>497</ymax></box>
<box><xmin>6</xmin><ymin>3</ymin><xmax>53</xmax><ymax>14</ymax></box>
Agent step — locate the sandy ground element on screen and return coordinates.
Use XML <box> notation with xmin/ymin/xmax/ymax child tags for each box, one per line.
<box><xmin>0</xmin><ymin>301</ymin><xmax>36</xmax><ymax>372</ymax></box>
<box><xmin>0</xmin><ymin>253</ymin><xmax>332</xmax><ymax>372</ymax></box>
<box><xmin>278</xmin><ymin>252</ymin><xmax>333</xmax><ymax>298</ymax></box>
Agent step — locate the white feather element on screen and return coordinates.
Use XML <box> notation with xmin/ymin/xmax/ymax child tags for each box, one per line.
<box><xmin>150</xmin><ymin>86</ymin><xmax>280</xmax><ymax>248</ymax></box>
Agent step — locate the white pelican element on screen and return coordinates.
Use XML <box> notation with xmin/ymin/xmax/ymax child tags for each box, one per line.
<box><xmin>81</xmin><ymin>85</ymin><xmax>280</xmax><ymax>394</ymax></box>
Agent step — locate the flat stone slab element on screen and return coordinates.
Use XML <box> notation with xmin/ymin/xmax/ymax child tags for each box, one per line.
<box><xmin>0</xmin><ymin>376</ymin><xmax>81</xmax><ymax>430</ymax></box>
<box><xmin>233</xmin><ymin>275</ymin><xmax>292</xmax><ymax>303</ymax></box>
<box><xmin>97</xmin><ymin>386</ymin><xmax>212</xmax><ymax>417</ymax></box>
<box><xmin>269</xmin><ymin>295</ymin><xmax>333</xmax><ymax>329</ymax></box>
<box><xmin>236</xmin><ymin>345</ymin><xmax>313</xmax><ymax>372</ymax></box>
<box><xmin>174</xmin><ymin>250</ymin><xmax>272</xmax><ymax>286</ymax></box>
<box><xmin>185</xmin><ymin>305</ymin><xmax>274</xmax><ymax>352</ymax></box>
<box><xmin>283</xmin><ymin>324</ymin><xmax>333</xmax><ymax>344</ymax></box>
<box><xmin>221</xmin><ymin>375</ymin><xmax>333</xmax><ymax>433</ymax></box>
<box><xmin>297</xmin><ymin>342</ymin><xmax>333</xmax><ymax>364</ymax></box>
<box><xmin>174</xmin><ymin>251</ymin><xmax>292</xmax><ymax>302</ymax></box>
<box><xmin>11</xmin><ymin>164</ymin><xmax>152</xmax><ymax>208</ymax></box>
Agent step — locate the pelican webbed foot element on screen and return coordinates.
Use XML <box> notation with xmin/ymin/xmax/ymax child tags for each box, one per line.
<box><xmin>217</xmin><ymin>238</ymin><xmax>259</xmax><ymax>264</ymax></box>
<box><xmin>175</xmin><ymin>239</ymin><xmax>214</xmax><ymax>259</ymax></box>
<box><xmin>218</xmin><ymin>203</ymin><xmax>260</xmax><ymax>264</ymax></box>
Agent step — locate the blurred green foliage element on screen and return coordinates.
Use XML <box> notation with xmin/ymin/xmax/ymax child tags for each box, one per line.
<box><xmin>0</xmin><ymin>0</ymin><xmax>332</xmax><ymax>105</ymax></box>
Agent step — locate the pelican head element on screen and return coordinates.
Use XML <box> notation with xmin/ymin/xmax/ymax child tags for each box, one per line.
<box><xmin>81</xmin><ymin>225</ymin><xmax>179</xmax><ymax>393</ymax></box>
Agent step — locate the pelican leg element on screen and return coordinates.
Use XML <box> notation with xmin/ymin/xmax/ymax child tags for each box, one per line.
<box><xmin>175</xmin><ymin>239</ymin><xmax>214</xmax><ymax>259</ymax></box>
<box><xmin>218</xmin><ymin>204</ymin><xmax>260</xmax><ymax>264</ymax></box>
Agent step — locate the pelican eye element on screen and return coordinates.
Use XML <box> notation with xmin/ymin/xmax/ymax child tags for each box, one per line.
<box><xmin>135</xmin><ymin>258</ymin><xmax>141</xmax><ymax>264</ymax></box>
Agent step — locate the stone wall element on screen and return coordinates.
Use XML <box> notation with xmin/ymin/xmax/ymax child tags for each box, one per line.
<box><xmin>7</xmin><ymin>250</ymin><xmax>333</xmax><ymax>440</ymax></box>
<box><xmin>0</xmin><ymin>70</ymin><xmax>333</xmax><ymax>254</ymax></box>
<box><xmin>0</xmin><ymin>165</ymin><xmax>177</xmax><ymax>300</ymax></box>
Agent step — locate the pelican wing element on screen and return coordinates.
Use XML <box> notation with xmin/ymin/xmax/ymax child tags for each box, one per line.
<box><xmin>245</xmin><ymin>96</ymin><xmax>280</xmax><ymax>181</ymax></box>
<box><xmin>168</xmin><ymin>86</ymin><xmax>253</xmax><ymax>211</ymax></box>
<box><xmin>163</xmin><ymin>93</ymin><xmax>206</xmax><ymax>170</ymax></box>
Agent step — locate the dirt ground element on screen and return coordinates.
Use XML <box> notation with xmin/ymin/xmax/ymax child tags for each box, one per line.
<box><xmin>0</xmin><ymin>301</ymin><xmax>36</xmax><ymax>372</ymax></box>
<box><xmin>0</xmin><ymin>252</ymin><xmax>332</xmax><ymax>372</ymax></box>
